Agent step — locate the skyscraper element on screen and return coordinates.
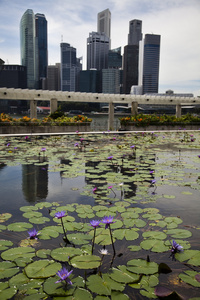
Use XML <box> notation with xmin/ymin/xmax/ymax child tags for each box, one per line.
<box><xmin>20</xmin><ymin>9</ymin><xmax>47</xmax><ymax>89</ymax></box>
<box><xmin>142</xmin><ymin>34</ymin><xmax>161</xmax><ymax>94</ymax></box>
<box><xmin>97</xmin><ymin>9</ymin><xmax>111</xmax><ymax>40</ymax></box>
<box><xmin>20</xmin><ymin>9</ymin><xmax>35</xmax><ymax>89</ymax></box>
<box><xmin>123</xmin><ymin>19</ymin><xmax>142</xmax><ymax>94</ymax></box>
<box><xmin>87</xmin><ymin>32</ymin><xmax>110</xmax><ymax>70</ymax></box>
<box><xmin>35</xmin><ymin>13</ymin><xmax>48</xmax><ymax>88</ymax></box>
<box><xmin>60</xmin><ymin>43</ymin><xmax>77</xmax><ymax>91</ymax></box>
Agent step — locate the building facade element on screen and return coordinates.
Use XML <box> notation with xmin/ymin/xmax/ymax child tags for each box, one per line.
<box><xmin>60</xmin><ymin>43</ymin><xmax>77</xmax><ymax>91</ymax></box>
<box><xmin>142</xmin><ymin>34</ymin><xmax>161</xmax><ymax>94</ymax></box>
<box><xmin>35</xmin><ymin>13</ymin><xmax>48</xmax><ymax>88</ymax></box>
<box><xmin>123</xmin><ymin>19</ymin><xmax>142</xmax><ymax>94</ymax></box>
<box><xmin>87</xmin><ymin>32</ymin><xmax>110</xmax><ymax>70</ymax></box>
<box><xmin>20</xmin><ymin>9</ymin><xmax>35</xmax><ymax>89</ymax></box>
<box><xmin>97</xmin><ymin>8</ymin><xmax>111</xmax><ymax>47</ymax></box>
<box><xmin>20</xmin><ymin>9</ymin><xmax>48</xmax><ymax>89</ymax></box>
<box><xmin>102</xmin><ymin>69</ymin><xmax>120</xmax><ymax>94</ymax></box>
<box><xmin>46</xmin><ymin>63</ymin><xmax>60</xmax><ymax>91</ymax></box>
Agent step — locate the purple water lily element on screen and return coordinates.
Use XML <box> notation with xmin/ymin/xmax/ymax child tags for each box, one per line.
<box><xmin>90</xmin><ymin>220</ymin><xmax>101</xmax><ymax>254</ymax></box>
<box><xmin>55</xmin><ymin>267</ymin><xmax>73</xmax><ymax>284</ymax></box>
<box><xmin>170</xmin><ymin>240</ymin><xmax>183</xmax><ymax>260</ymax></box>
<box><xmin>101</xmin><ymin>216</ymin><xmax>116</xmax><ymax>255</ymax></box>
<box><xmin>101</xmin><ymin>216</ymin><xmax>115</xmax><ymax>229</ymax></box>
<box><xmin>41</xmin><ymin>147</ymin><xmax>46</xmax><ymax>152</ymax></box>
<box><xmin>55</xmin><ymin>211</ymin><xmax>66</xmax><ymax>219</ymax></box>
<box><xmin>107</xmin><ymin>155</ymin><xmax>113</xmax><ymax>160</ymax></box>
<box><xmin>55</xmin><ymin>211</ymin><xmax>69</xmax><ymax>242</ymax></box>
<box><xmin>28</xmin><ymin>228</ymin><xmax>39</xmax><ymax>240</ymax></box>
<box><xmin>92</xmin><ymin>187</ymin><xmax>97</xmax><ymax>194</ymax></box>
<box><xmin>90</xmin><ymin>220</ymin><xmax>101</xmax><ymax>228</ymax></box>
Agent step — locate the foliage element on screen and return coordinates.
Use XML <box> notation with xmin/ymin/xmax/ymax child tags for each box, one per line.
<box><xmin>120</xmin><ymin>113</ymin><xmax>200</xmax><ymax>127</ymax></box>
<box><xmin>0</xmin><ymin>112</ymin><xmax>92</xmax><ymax>126</ymax></box>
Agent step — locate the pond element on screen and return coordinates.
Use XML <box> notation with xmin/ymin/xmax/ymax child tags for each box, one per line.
<box><xmin>0</xmin><ymin>131</ymin><xmax>200</xmax><ymax>299</ymax></box>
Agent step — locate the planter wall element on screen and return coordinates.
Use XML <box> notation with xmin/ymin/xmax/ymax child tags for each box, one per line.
<box><xmin>0</xmin><ymin>124</ymin><xmax>91</xmax><ymax>134</ymax></box>
<box><xmin>120</xmin><ymin>124</ymin><xmax>200</xmax><ymax>131</ymax></box>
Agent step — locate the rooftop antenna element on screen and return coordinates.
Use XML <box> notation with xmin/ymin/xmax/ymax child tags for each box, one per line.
<box><xmin>61</xmin><ymin>35</ymin><xmax>63</xmax><ymax>42</ymax></box>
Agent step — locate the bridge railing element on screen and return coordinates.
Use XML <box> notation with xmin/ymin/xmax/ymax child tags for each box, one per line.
<box><xmin>0</xmin><ymin>87</ymin><xmax>200</xmax><ymax>130</ymax></box>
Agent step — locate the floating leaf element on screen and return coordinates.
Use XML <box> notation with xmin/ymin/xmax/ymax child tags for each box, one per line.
<box><xmin>87</xmin><ymin>274</ymin><xmax>124</xmax><ymax>295</ymax></box>
<box><xmin>109</xmin><ymin>266</ymin><xmax>140</xmax><ymax>284</ymax></box>
<box><xmin>25</xmin><ymin>260</ymin><xmax>61</xmax><ymax>278</ymax></box>
<box><xmin>179</xmin><ymin>270</ymin><xmax>200</xmax><ymax>287</ymax></box>
<box><xmin>127</xmin><ymin>259</ymin><xmax>158</xmax><ymax>275</ymax></box>
<box><xmin>0</xmin><ymin>213</ymin><xmax>12</xmax><ymax>223</ymax></box>
<box><xmin>36</xmin><ymin>249</ymin><xmax>51</xmax><ymax>259</ymax></box>
<box><xmin>43</xmin><ymin>276</ymin><xmax>75</xmax><ymax>296</ymax></box>
<box><xmin>70</xmin><ymin>255</ymin><xmax>101</xmax><ymax>269</ymax></box>
<box><xmin>0</xmin><ymin>261</ymin><xmax>19</xmax><ymax>279</ymax></box>
<box><xmin>165</xmin><ymin>228</ymin><xmax>192</xmax><ymax>239</ymax></box>
<box><xmin>142</xmin><ymin>231</ymin><xmax>167</xmax><ymax>240</ymax></box>
<box><xmin>51</xmin><ymin>247</ymin><xmax>82</xmax><ymax>261</ymax></box>
<box><xmin>0</xmin><ymin>239</ymin><xmax>13</xmax><ymax>251</ymax></box>
<box><xmin>7</xmin><ymin>222</ymin><xmax>33</xmax><ymax>232</ymax></box>
<box><xmin>29</xmin><ymin>216</ymin><xmax>50</xmax><ymax>224</ymax></box>
<box><xmin>1</xmin><ymin>247</ymin><xmax>35</xmax><ymax>262</ymax></box>
<box><xmin>140</xmin><ymin>239</ymin><xmax>168</xmax><ymax>252</ymax></box>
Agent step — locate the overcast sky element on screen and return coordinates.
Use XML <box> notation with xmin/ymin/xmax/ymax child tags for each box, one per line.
<box><xmin>0</xmin><ymin>0</ymin><xmax>200</xmax><ymax>96</ymax></box>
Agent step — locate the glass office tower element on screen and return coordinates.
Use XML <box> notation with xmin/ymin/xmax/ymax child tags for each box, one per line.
<box><xmin>142</xmin><ymin>34</ymin><xmax>161</xmax><ymax>94</ymax></box>
<box><xmin>20</xmin><ymin>9</ymin><xmax>47</xmax><ymax>89</ymax></box>
<box><xmin>35</xmin><ymin>13</ymin><xmax>48</xmax><ymax>88</ymax></box>
<box><xmin>60</xmin><ymin>43</ymin><xmax>77</xmax><ymax>91</ymax></box>
<box><xmin>20</xmin><ymin>9</ymin><xmax>36</xmax><ymax>89</ymax></box>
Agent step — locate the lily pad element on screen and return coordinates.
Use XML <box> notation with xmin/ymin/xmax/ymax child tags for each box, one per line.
<box><xmin>127</xmin><ymin>259</ymin><xmax>158</xmax><ymax>275</ymax></box>
<box><xmin>1</xmin><ymin>247</ymin><xmax>35</xmax><ymax>262</ymax></box>
<box><xmin>70</xmin><ymin>255</ymin><xmax>101</xmax><ymax>269</ymax></box>
<box><xmin>7</xmin><ymin>222</ymin><xmax>33</xmax><ymax>232</ymax></box>
<box><xmin>179</xmin><ymin>270</ymin><xmax>200</xmax><ymax>287</ymax></box>
<box><xmin>51</xmin><ymin>247</ymin><xmax>83</xmax><ymax>261</ymax></box>
<box><xmin>0</xmin><ymin>261</ymin><xmax>19</xmax><ymax>279</ymax></box>
<box><xmin>25</xmin><ymin>259</ymin><xmax>62</xmax><ymax>278</ymax></box>
<box><xmin>0</xmin><ymin>239</ymin><xmax>13</xmax><ymax>251</ymax></box>
<box><xmin>0</xmin><ymin>213</ymin><xmax>12</xmax><ymax>223</ymax></box>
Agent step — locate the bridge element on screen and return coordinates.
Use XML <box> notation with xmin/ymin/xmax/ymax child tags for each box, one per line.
<box><xmin>0</xmin><ymin>87</ymin><xmax>200</xmax><ymax>129</ymax></box>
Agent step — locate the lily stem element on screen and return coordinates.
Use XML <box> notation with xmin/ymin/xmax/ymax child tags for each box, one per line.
<box><xmin>92</xmin><ymin>227</ymin><xmax>96</xmax><ymax>254</ymax></box>
<box><xmin>109</xmin><ymin>224</ymin><xmax>116</xmax><ymax>255</ymax></box>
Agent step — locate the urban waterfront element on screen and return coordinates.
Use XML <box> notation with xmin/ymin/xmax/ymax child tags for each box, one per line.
<box><xmin>0</xmin><ymin>131</ymin><xmax>200</xmax><ymax>299</ymax></box>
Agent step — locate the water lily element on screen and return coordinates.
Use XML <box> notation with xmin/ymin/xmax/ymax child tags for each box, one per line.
<box><xmin>101</xmin><ymin>216</ymin><xmax>116</xmax><ymax>255</ymax></box>
<box><xmin>55</xmin><ymin>211</ymin><xmax>67</xmax><ymax>219</ymax></box>
<box><xmin>107</xmin><ymin>155</ymin><xmax>113</xmax><ymax>160</ymax></box>
<box><xmin>55</xmin><ymin>267</ymin><xmax>73</xmax><ymax>284</ymax></box>
<box><xmin>99</xmin><ymin>248</ymin><xmax>110</xmax><ymax>255</ymax></box>
<box><xmin>170</xmin><ymin>240</ymin><xmax>183</xmax><ymax>260</ymax></box>
<box><xmin>90</xmin><ymin>220</ymin><xmax>101</xmax><ymax>228</ymax></box>
<box><xmin>54</xmin><ymin>211</ymin><xmax>69</xmax><ymax>242</ymax></box>
<box><xmin>92</xmin><ymin>187</ymin><xmax>97</xmax><ymax>194</ymax></box>
<box><xmin>74</xmin><ymin>142</ymin><xmax>79</xmax><ymax>147</ymax></box>
<box><xmin>28</xmin><ymin>228</ymin><xmax>39</xmax><ymax>240</ymax></box>
<box><xmin>101</xmin><ymin>216</ymin><xmax>115</xmax><ymax>229</ymax></box>
<box><xmin>90</xmin><ymin>219</ymin><xmax>101</xmax><ymax>254</ymax></box>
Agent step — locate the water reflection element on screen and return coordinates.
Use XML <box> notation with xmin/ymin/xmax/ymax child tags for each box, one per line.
<box><xmin>22</xmin><ymin>160</ymin><xmax>48</xmax><ymax>203</ymax></box>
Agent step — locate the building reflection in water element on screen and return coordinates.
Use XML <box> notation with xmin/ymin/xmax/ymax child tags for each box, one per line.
<box><xmin>22</xmin><ymin>157</ymin><xmax>48</xmax><ymax>203</ymax></box>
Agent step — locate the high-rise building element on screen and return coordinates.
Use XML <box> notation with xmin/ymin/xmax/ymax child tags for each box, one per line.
<box><xmin>102</xmin><ymin>69</ymin><xmax>120</xmax><ymax>94</ymax></box>
<box><xmin>35</xmin><ymin>13</ymin><xmax>48</xmax><ymax>88</ymax></box>
<box><xmin>128</xmin><ymin>19</ymin><xmax>142</xmax><ymax>46</ymax></box>
<box><xmin>60</xmin><ymin>43</ymin><xmax>77</xmax><ymax>91</ymax></box>
<box><xmin>46</xmin><ymin>63</ymin><xmax>60</xmax><ymax>91</ymax></box>
<box><xmin>108</xmin><ymin>47</ymin><xmax>122</xmax><ymax>69</ymax></box>
<box><xmin>142</xmin><ymin>34</ymin><xmax>161</xmax><ymax>94</ymax></box>
<box><xmin>97</xmin><ymin>9</ymin><xmax>111</xmax><ymax>40</ymax></box>
<box><xmin>20</xmin><ymin>9</ymin><xmax>35</xmax><ymax>89</ymax></box>
<box><xmin>20</xmin><ymin>9</ymin><xmax>48</xmax><ymax>89</ymax></box>
<box><xmin>123</xmin><ymin>19</ymin><xmax>142</xmax><ymax>94</ymax></box>
<box><xmin>87</xmin><ymin>32</ymin><xmax>110</xmax><ymax>70</ymax></box>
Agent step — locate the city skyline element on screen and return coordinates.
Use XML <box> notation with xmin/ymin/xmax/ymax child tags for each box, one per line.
<box><xmin>0</xmin><ymin>0</ymin><xmax>200</xmax><ymax>96</ymax></box>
